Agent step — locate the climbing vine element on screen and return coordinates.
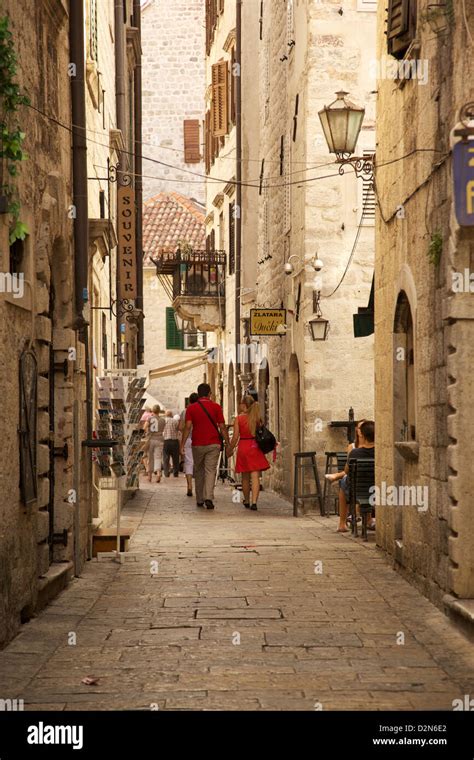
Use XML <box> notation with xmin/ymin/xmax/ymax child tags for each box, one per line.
<box><xmin>0</xmin><ymin>15</ymin><xmax>30</xmax><ymax>245</ymax></box>
<box><xmin>427</xmin><ymin>231</ymin><xmax>443</xmax><ymax>267</ymax></box>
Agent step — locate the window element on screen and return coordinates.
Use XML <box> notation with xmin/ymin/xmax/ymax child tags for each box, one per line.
<box><xmin>287</xmin><ymin>0</ymin><xmax>295</xmax><ymax>45</ymax></box>
<box><xmin>183</xmin><ymin>331</ymin><xmax>207</xmax><ymax>350</ymax></box>
<box><xmin>19</xmin><ymin>349</ymin><xmax>37</xmax><ymax>506</ymax></box>
<box><xmin>229</xmin><ymin>202</ymin><xmax>235</xmax><ymax>274</ymax></box>
<box><xmin>387</xmin><ymin>0</ymin><xmax>417</xmax><ymax>60</ymax></box>
<box><xmin>206</xmin><ymin>0</ymin><xmax>218</xmax><ymax>55</ymax></box>
<box><xmin>274</xmin><ymin>377</ymin><xmax>280</xmax><ymax>439</ymax></box>
<box><xmin>359</xmin><ymin>152</ymin><xmax>376</xmax><ymax>226</ymax></box>
<box><xmin>183</xmin><ymin>119</ymin><xmax>201</xmax><ymax>164</ymax></box>
<box><xmin>90</xmin><ymin>0</ymin><xmax>98</xmax><ymax>61</ymax></box>
<box><xmin>102</xmin><ymin>313</ymin><xmax>108</xmax><ymax>369</ymax></box>
<box><xmin>166</xmin><ymin>307</ymin><xmax>184</xmax><ymax>350</ymax></box>
<box><xmin>393</xmin><ymin>291</ymin><xmax>416</xmax><ymax>442</ymax></box>
<box><xmin>9</xmin><ymin>239</ymin><xmax>24</xmax><ymax>276</ymax></box>
<box><xmin>219</xmin><ymin>211</ymin><xmax>224</xmax><ymax>250</ymax></box>
<box><xmin>230</xmin><ymin>47</ymin><xmax>236</xmax><ymax>126</ymax></box>
<box><xmin>211</xmin><ymin>61</ymin><xmax>229</xmax><ymax>137</ymax></box>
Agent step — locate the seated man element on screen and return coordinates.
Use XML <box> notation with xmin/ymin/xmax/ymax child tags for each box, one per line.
<box><xmin>337</xmin><ymin>420</ymin><xmax>375</xmax><ymax>533</ymax></box>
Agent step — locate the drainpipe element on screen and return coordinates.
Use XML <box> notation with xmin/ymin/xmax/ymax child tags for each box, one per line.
<box><xmin>70</xmin><ymin>0</ymin><xmax>89</xmax><ymax>334</ymax></box>
<box><xmin>133</xmin><ymin>0</ymin><xmax>144</xmax><ymax>365</ymax></box>
<box><xmin>115</xmin><ymin>0</ymin><xmax>127</xmax><ymax>365</ymax></box>
<box><xmin>69</xmin><ymin>0</ymin><xmax>91</xmax><ymax>575</ymax></box>
<box><xmin>235</xmin><ymin>0</ymin><xmax>243</xmax><ymax>397</ymax></box>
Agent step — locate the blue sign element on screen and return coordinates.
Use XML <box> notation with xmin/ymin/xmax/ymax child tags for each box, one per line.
<box><xmin>453</xmin><ymin>141</ymin><xmax>474</xmax><ymax>227</ymax></box>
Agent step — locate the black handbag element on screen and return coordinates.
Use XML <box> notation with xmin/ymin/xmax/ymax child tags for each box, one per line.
<box><xmin>197</xmin><ymin>401</ymin><xmax>224</xmax><ymax>451</ymax></box>
<box><xmin>255</xmin><ymin>424</ymin><xmax>277</xmax><ymax>454</ymax></box>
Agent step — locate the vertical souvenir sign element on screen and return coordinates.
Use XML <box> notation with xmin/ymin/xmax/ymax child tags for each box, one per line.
<box><xmin>453</xmin><ymin>141</ymin><xmax>474</xmax><ymax>227</ymax></box>
<box><xmin>118</xmin><ymin>185</ymin><xmax>137</xmax><ymax>298</ymax></box>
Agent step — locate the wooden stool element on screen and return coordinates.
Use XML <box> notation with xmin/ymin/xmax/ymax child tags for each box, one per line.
<box><xmin>293</xmin><ymin>452</ymin><xmax>324</xmax><ymax>517</ymax></box>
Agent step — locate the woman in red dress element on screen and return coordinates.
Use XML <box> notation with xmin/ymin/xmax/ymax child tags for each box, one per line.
<box><xmin>227</xmin><ymin>395</ymin><xmax>270</xmax><ymax>511</ymax></box>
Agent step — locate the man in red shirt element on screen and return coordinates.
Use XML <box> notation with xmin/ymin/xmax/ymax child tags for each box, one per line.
<box><xmin>180</xmin><ymin>383</ymin><xmax>231</xmax><ymax>510</ymax></box>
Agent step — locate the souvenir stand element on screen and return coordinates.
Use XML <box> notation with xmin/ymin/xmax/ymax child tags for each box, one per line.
<box><xmin>94</xmin><ymin>370</ymin><xmax>147</xmax><ymax>562</ymax></box>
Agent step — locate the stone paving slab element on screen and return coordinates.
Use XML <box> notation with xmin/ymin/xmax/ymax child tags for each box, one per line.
<box><xmin>1</xmin><ymin>476</ymin><xmax>474</xmax><ymax>711</ymax></box>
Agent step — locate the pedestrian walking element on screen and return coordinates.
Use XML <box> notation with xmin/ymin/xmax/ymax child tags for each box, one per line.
<box><xmin>144</xmin><ymin>405</ymin><xmax>165</xmax><ymax>483</ymax></box>
<box><xmin>180</xmin><ymin>383</ymin><xmax>231</xmax><ymax>510</ymax></box>
<box><xmin>226</xmin><ymin>394</ymin><xmax>270</xmax><ymax>511</ymax></box>
<box><xmin>163</xmin><ymin>410</ymin><xmax>181</xmax><ymax>477</ymax></box>
<box><xmin>179</xmin><ymin>392</ymin><xmax>199</xmax><ymax>497</ymax></box>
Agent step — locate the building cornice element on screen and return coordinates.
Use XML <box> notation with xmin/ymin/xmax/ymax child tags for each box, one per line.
<box><xmin>223</xmin><ymin>29</ymin><xmax>236</xmax><ymax>53</ymax></box>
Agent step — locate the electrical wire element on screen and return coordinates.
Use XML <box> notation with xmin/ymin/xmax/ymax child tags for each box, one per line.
<box><xmin>461</xmin><ymin>0</ymin><xmax>473</xmax><ymax>45</ymax></box>
<box><xmin>26</xmin><ymin>101</ymin><xmax>446</xmax><ymax>192</ymax></box>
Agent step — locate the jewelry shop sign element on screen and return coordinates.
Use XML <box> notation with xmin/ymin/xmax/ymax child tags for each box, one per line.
<box><xmin>250</xmin><ymin>309</ymin><xmax>286</xmax><ymax>336</ymax></box>
<box><xmin>453</xmin><ymin>141</ymin><xmax>474</xmax><ymax>227</ymax></box>
<box><xmin>118</xmin><ymin>185</ymin><xmax>137</xmax><ymax>299</ymax></box>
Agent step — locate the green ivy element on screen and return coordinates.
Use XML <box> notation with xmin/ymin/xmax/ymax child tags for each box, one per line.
<box><xmin>0</xmin><ymin>15</ymin><xmax>30</xmax><ymax>245</ymax></box>
<box><xmin>427</xmin><ymin>231</ymin><xmax>443</xmax><ymax>267</ymax></box>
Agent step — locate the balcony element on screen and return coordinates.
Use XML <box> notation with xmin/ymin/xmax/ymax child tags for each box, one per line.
<box><xmin>153</xmin><ymin>249</ymin><xmax>226</xmax><ymax>332</ymax></box>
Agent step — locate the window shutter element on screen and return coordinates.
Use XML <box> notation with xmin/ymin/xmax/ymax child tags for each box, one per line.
<box><xmin>229</xmin><ymin>202</ymin><xmax>235</xmax><ymax>275</ymax></box>
<box><xmin>183</xmin><ymin>119</ymin><xmax>201</xmax><ymax>164</ymax></box>
<box><xmin>292</xmin><ymin>94</ymin><xmax>299</xmax><ymax>142</ymax></box>
<box><xmin>90</xmin><ymin>0</ymin><xmax>98</xmax><ymax>61</ymax></box>
<box><xmin>387</xmin><ymin>0</ymin><xmax>416</xmax><ymax>59</ymax></box>
<box><xmin>230</xmin><ymin>48</ymin><xmax>236</xmax><ymax>125</ymax></box>
<box><xmin>205</xmin><ymin>111</ymin><xmax>211</xmax><ymax>173</ymax></box>
<box><xmin>211</xmin><ymin>61</ymin><xmax>229</xmax><ymax>137</ymax></box>
<box><xmin>218</xmin><ymin>0</ymin><xmax>225</xmax><ymax>13</ymax></box>
<box><xmin>166</xmin><ymin>307</ymin><xmax>183</xmax><ymax>350</ymax></box>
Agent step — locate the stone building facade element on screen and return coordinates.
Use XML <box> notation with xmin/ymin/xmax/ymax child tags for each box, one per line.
<box><xmin>0</xmin><ymin>0</ymin><xmax>144</xmax><ymax>646</ymax></box>
<box><xmin>203</xmin><ymin>0</ymin><xmax>376</xmax><ymax>496</ymax></box>
<box><xmin>141</xmin><ymin>0</ymin><xmax>205</xmax><ymax>203</ymax></box>
<box><xmin>0</xmin><ymin>0</ymin><xmax>81</xmax><ymax>646</ymax></box>
<box><xmin>374</xmin><ymin>0</ymin><xmax>474</xmax><ymax>619</ymax></box>
<box><xmin>142</xmin><ymin>192</ymin><xmax>208</xmax><ymax>412</ymax></box>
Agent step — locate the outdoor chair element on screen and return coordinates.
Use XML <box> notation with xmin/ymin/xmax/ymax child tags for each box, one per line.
<box><xmin>348</xmin><ymin>458</ymin><xmax>375</xmax><ymax>541</ymax></box>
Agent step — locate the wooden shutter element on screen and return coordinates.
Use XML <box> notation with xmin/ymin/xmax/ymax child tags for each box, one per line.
<box><xmin>183</xmin><ymin>120</ymin><xmax>201</xmax><ymax>164</ymax></box>
<box><xmin>229</xmin><ymin>202</ymin><xmax>235</xmax><ymax>275</ymax></box>
<box><xmin>218</xmin><ymin>0</ymin><xmax>225</xmax><ymax>13</ymax></box>
<box><xmin>90</xmin><ymin>0</ymin><xmax>98</xmax><ymax>61</ymax></box>
<box><xmin>230</xmin><ymin>48</ymin><xmax>236</xmax><ymax>125</ymax></box>
<box><xmin>387</xmin><ymin>0</ymin><xmax>416</xmax><ymax>59</ymax></box>
<box><xmin>211</xmin><ymin>61</ymin><xmax>229</xmax><ymax>137</ymax></box>
<box><xmin>205</xmin><ymin>111</ymin><xmax>211</xmax><ymax>173</ymax></box>
<box><xmin>166</xmin><ymin>308</ymin><xmax>183</xmax><ymax>350</ymax></box>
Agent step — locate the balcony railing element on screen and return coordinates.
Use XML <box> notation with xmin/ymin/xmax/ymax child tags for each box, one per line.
<box><xmin>153</xmin><ymin>249</ymin><xmax>226</xmax><ymax>299</ymax></box>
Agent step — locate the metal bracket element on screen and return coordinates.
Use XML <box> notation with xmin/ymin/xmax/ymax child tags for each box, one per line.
<box><xmin>53</xmin><ymin>443</ymin><xmax>69</xmax><ymax>460</ymax></box>
<box><xmin>336</xmin><ymin>153</ymin><xmax>374</xmax><ymax>181</ymax></box>
<box><xmin>52</xmin><ymin>529</ymin><xmax>68</xmax><ymax>547</ymax></box>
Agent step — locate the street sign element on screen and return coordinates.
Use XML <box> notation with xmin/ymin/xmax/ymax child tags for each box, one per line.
<box><xmin>117</xmin><ymin>186</ymin><xmax>137</xmax><ymax>298</ymax></box>
<box><xmin>453</xmin><ymin>141</ymin><xmax>474</xmax><ymax>227</ymax></box>
<box><xmin>250</xmin><ymin>308</ymin><xmax>286</xmax><ymax>336</ymax></box>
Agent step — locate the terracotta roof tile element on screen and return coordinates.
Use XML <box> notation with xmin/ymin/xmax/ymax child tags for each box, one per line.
<box><xmin>143</xmin><ymin>192</ymin><xmax>206</xmax><ymax>266</ymax></box>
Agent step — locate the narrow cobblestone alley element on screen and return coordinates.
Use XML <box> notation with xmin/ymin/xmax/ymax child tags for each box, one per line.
<box><xmin>1</xmin><ymin>479</ymin><xmax>474</xmax><ymax>712</ymax></box>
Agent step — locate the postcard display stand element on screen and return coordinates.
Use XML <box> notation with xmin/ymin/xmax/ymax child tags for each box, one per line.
<box><xmin>95</xmin><ymin>371</ymin><xmax>147</xmax><ymax>562</ymax></box>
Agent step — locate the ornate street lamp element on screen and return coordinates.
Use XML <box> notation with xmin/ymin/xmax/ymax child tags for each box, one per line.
<box><xmin>308</xmin><ymin>291</ymin><xmax>330</xmax><ymax>341</ymax></box>
<box><xmin>318</xmin><ymin>91</ymin><xmax>374</xmax><ymax>180</ymax></box>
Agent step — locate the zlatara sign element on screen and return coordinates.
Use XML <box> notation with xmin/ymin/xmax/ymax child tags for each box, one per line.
<box><xmin>27</xmin><ymin>722</ymin><xmax>84</xmax><ymax>750</ymax></box>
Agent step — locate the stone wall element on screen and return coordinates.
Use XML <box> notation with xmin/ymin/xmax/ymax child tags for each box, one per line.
<box><xmin>254</xmin><ymin>0</ymin><xmax>376</xmax><ymax>500</ymax></box>
<box><xmin>142</xmin><ymin>0</ymin><xmax>205</xmax><ymax>203</ymax></box>
<box><xmin>375</xmin><ymin>0</ymin><xmax>474</xmax><ymax>606</ymax></box>
<box><xmin>0</xmin><ymin>0</ymin><xmax>77</xmax><ymax>646</ymax></box>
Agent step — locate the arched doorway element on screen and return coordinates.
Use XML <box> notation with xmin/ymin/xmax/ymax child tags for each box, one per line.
<box><xmin>286</xmin><ymin>353</ymin><xmax>301</xmax><ymax>497</ymax></box>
